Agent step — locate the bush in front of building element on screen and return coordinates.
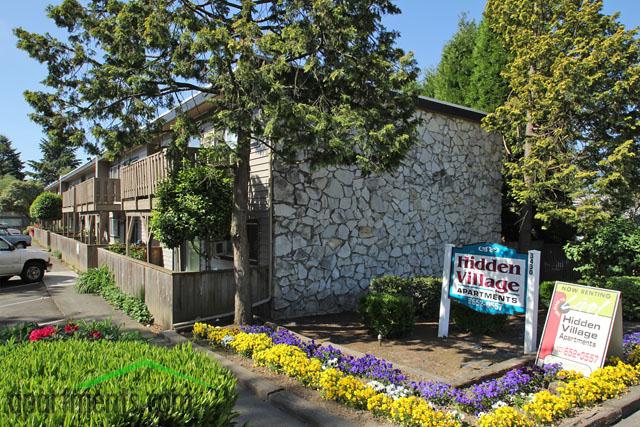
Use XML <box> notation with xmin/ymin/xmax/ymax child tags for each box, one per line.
<box><xmin>76</xmin><ymin>266</ymin><xmax>153</xmax><ymax>324</ymax></box>
<box><xmin>538</xmin><ymin>280</ymin><xmax>556</xmax><ymax>308</ymax></box>
<box><xmin>29</xmin><ymin>192</ymin><xmax>62</xmax><ymax>222</ymax></box>
<box><xmin>450</xmin><ymin>302</ymin><xmax>508</xmax><ymax>335</ymax></box>
<box><xmin>604</xmin><ymin>276</ymin><xmax>640</xmax><ymax>321</ymax></box>
<box><xmin>358</xmin><ymin>293</ymin><xmax>415</xmax><ymax>338</ymax></box>
<box><xmin>369</xmin><ymin>275</ymin><xmax>442</xmax><ymax>318</ymax></box>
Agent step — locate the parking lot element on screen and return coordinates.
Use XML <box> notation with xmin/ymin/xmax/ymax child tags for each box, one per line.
<box><xmin>0</xmin><ymin>262</ymin><xmax>74</xmax><ymax>327</ymax></box>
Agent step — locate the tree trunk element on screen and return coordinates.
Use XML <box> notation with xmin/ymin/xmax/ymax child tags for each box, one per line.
<box><xmin>232</xmin><ymin>130</ymin><xmax>252</xmax><ymax>325</ymax></box>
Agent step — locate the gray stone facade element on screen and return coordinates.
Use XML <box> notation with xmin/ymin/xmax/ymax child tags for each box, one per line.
<box><xmin>271</xmin><ymin>110</ymin><xmax>503</xmax><ymax>319</ymax></box>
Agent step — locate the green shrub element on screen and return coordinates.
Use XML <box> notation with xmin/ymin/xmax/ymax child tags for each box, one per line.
<box><xmin>100</xmin><ymin>285</ymin><xmax>153</xmax><ymax>324</ymax></box>
<box><xmin>539</xmin><ymin>281</ymin><xmax>556</xmax><ymax>308</ymax></box>
<box><xmin>358</xmin><ymin>293</ymin><xmax>415</xmax><ymax>338</ymax></box>
<box><xmin>29</xmin><ymin>192</ymin><xmax>62</xmax><ymax>222</ymax></box>
<box><xmin>129</xmin><ymin>245</ymin><xmax>146</xmax><ymax>261</ymax></box>
<box><xmin>604</xmin><ymin>276</ymin><xmax>640</xmax><ymax>321</ymax></box>
<box><xmin>0</xmin><ymin>340</ymin><xmax>237</xmax><ymax>426</ymax></box>
<box><xmin>369</xmin><ymin>275</ymin><xmax>442</xmax><ymax>318</ymax></box>
<box><xmin>564</xmin><ymin>216</ymin><xmax>640</xmax><ymax>280</ymax></box>
<box><xmin>76</xmin><ymin>267</ymin><xmax>153</xmax><ymax>324</ymax></box>
<box><xmin>369</xmin><ymin>275</ymin><xmax>413</xmax><ymax>294</ymax></box>
<box><xmin>451</xmin><ymin>302</ymin><xmax>508</xmax><ymax>335</ymax></box>
<box><xmin>52</xmin><ymin>249</ymin><xmax>62</xmax><ymax>260</ymax></box>
<box><xmin>75</xmin><ymin>265</ymin><xmax>112</xmax><ymax>294</ymax></box>
<box><xmin>412</xmin><ymin>276</ymin><xmax>443</xmax><ymax>318</ymax></box>
<box><xmin>106</xmin><ymin>243</ymin><xmax>126</xmax><ymax>255</ymax></box>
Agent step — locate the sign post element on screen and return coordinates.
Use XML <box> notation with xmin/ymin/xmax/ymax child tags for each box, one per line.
<box><xmin>438</xmin><ymin>244</ymin><xmax>454</xmax><ymax>338</ymax></box>
<box><xmin>438</xmin><ymin>242</ymin><xmax>540</xmax><ymax>353</ymax></box>
<box><xmin>536</xmin><ymin>282</ymin><xmax>623</xmax><ymax>376</ymax></box>
<box><xmin>524</xmin><ymin>250</ymin><xmax>541</xmax><ymax>353</ymax></box>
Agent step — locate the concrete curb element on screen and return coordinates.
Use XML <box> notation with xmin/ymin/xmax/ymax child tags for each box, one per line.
<box><xmin>160</xmin><ymin>330</ymin><xmax>355</xmax><ymax>427</ymax></box>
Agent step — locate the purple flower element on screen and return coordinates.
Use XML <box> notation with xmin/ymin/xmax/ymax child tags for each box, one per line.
<box><xmin>412</xmin><ymin>381</ymin><xmax>456</xmax><ymax>405</ymax></box>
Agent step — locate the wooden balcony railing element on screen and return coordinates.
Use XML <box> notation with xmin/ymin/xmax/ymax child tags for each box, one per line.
<box><xmin>62</xmin><ymin>177</ymin><xmax>120</xmax><ymax>211</ymax></box>
<box><xmin>62</xmin><ymin>188</ymin><xmax>75</xmax><ymax>208</ymax></box>
<box><xmin>76</xmin><ymin>177</ymin><xmax>121</xmax><ymax>206</ymax></box>
<box><xmin>120</xmin><ymin>151</ymin><xmax>169</xmax><ymax>201</ymax></box>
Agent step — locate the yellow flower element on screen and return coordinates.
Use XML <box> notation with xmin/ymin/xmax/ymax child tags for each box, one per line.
<box><xmin>479</xmin><ymin>406</ymin><xmax>532</xmax><ymax>427</ymax></box>
<box><xmin>192</xmin><ymin>322</ymin><xmax>208</xmax><ymax>339</ymax></box>
<box><xmin>523</xmin><ymin>390</ymin><xmax>571</xmax><ymax>423</ymax></box>
<box><xmin>228</xmin><ymin>332</ymin><xmax>273</xmax><ymax>357</ymax></box>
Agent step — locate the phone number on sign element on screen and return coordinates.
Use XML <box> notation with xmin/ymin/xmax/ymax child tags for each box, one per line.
<box><xmin>554</xmin><ymin>346</ymin><xmax>599</xmax><ymax>363</ymax></box>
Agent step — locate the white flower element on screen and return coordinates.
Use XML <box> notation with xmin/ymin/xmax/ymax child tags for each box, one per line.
<box><xmin>491</xmin><ymin>400</ymin><xmax>508</xmax><ymax>409</ymax></box>
<box><xmin>221</xmin><ymin>335</ymin><xmax>235</xmax><ymax>346</ymax></box>
<box><xmin>384</xmin><ymin>384</ymin><xmax>411</xmax><ymax>400</ymax></box>
<box><xmin>448</xmin><ymin>410</ymin><xmax>464</xmax><ymax>421</ymax></box>
<box><xmin>477</xmin><ymin>412</ymin><xmax>486</xmax><ymax>418</ymax></box>
<box><xmin>321</xmin><ymin>357</ymin><xmax>340</xmax><ymax>370</ymax></box>
<box><xmin>367</xmin><ymin>380</ymin><xmax>386</xmax><ymax>392</ymax></box>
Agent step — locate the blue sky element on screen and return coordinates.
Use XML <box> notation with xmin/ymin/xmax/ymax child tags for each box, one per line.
<box><xmin>1</xmin><ymin>1</ymin><xmax>638</xmax><ymax>171</ymax></box>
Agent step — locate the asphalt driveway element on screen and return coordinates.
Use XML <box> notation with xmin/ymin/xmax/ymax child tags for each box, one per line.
<box><xmin>0</xmin><ymin>278</ymin><xmax>64</xmax><ymax>327</ymax></box>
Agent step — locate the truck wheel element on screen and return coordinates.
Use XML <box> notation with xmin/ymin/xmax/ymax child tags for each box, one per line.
<box><xmin>21</xmin><ymin>261</ymin><xmax>45</xmax><ymax>283</ymax></box>
<box><xmin>15</xmin><ymin>242</ymin><xmax>26</xmax><ymax>249</ymax></box>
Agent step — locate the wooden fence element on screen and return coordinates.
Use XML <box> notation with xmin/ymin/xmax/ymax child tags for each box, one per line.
<box><xmin>49</xmin><ymin>232</ymin><xmax>103</xmax><ymax>272</ymax></box>
<box><xmin>97</xmin><ymin>248</ymin><xmax>271</xmax><ymax>328</ymax></box>
<box><xmin>32</xmin><ymin>229</ymin><xmax>101</xmax><ymax>272</ymax></box>
<box><xmin>32</xmin><ymin>227</ymin><xmax>50</xmax><ymax>248</ymax></box>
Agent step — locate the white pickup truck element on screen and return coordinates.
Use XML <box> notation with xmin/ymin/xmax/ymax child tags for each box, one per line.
<box><xmin>0</xmin><ymin>237</ymin><xmax>51</xmax><ymax>284</ymax></box>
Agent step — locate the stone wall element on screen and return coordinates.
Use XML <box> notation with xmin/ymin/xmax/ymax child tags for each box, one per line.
<box><xmin>271</xmin><ymin>110</ymin><xmax>503</xmax><ymax>319</ymax></box>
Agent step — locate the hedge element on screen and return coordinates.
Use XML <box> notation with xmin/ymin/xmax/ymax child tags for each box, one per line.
<box><xmin>369</xmin><ymin>275</ymin><xmax>442</xmax><ymax>318</ymax></box>
<box><xmin>0</xmin><ymin>340</ymin><xmax>237</xmax><ymax>426</ymax></box>
<box><xmin>358</xmin><ymin>292</ymin><xmax>415</xmax><ymax>338</ymax></box>
<box><xmin>604</xmin><ymin>276</ymin><xmax>640</xmax><ymax>321</ymax></box>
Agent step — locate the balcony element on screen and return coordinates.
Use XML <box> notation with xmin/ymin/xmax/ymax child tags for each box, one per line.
<box><xmin>61</xmin><ymin>178</ymin><xmax>121</xmax><ymax>213</ymax></box>
<box><xmin>120</xmin><ymin>150</ymin><xmax>169</xmax><ymax>211</ymax></box>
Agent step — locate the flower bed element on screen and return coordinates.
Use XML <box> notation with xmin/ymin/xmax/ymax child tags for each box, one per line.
<box><xmin>0</xmin><ymin>320</ymin><xmax>144</xmax><ymax>344</ymax></box>
<box><xmin>193</xmin><ymin>322</ymin><xmax>640</xmax><ymax>426</ymax></box>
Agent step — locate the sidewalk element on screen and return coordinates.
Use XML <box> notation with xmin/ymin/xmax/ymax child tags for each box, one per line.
<box><xmin>43</xmin><ymin>255</ymin><xmax>156</xmax><ymax>338</ymax></box>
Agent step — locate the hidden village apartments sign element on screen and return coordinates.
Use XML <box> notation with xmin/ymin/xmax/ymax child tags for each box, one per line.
<box><xmin>437</xmin><ymin>243</ymin><xmax>541</xmax><ymax>353</ymax></box>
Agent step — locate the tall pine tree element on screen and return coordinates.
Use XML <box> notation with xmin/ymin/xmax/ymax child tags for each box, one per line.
<box><xmin>465</xmin><ymin>18</ymin><xmax>509</xmax><ymax>112</ymax></box>
<box><xmin>29</xmin><ymin>138</ymin><xmax>80</xmax><ymax>186</ymax></box>
<box><xmin>16</xmin><ymin>0</ymin><xmax>419</xmax><ymax>324</ymax></box>
<box><xmin>421</xmin><ymin>15</ymin><xmax>477</xmax><ymax>106</ymax></box>
<box><xmin>0</xmin><ymin>135</ymin><xmax>24</xmax><ymax>180</ymax></box>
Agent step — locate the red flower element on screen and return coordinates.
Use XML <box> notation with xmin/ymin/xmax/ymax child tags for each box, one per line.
<box><xmin>28</xmin><ymin>325</ymin><xmax>57</xmax><ymax>342</ymax></box>
<box><xmin>90</xmin><ymin>330</ymin><xmax>103</xmax><ymax>340</ymax></box>
<box><xmin>64</xmin><ymin>324</ymin><xmax>79</xmax><ymax>334</ymax></box>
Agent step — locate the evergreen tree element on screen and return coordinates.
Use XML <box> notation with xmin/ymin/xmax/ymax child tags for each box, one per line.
<box><xmin>421</xmin><ymin>15</ymin><xmax>477</xmax><ymax>106</ymax></box>
<box><xmin>484</xmin><ymin>0</ymin><xmax>640</xmax><ymax>251</ymax></box>
<box><xmin>16</xmin><ymin>0</ymin><xmax>419</xmax><ymax>324</ymax></box>
<box><xmin>465</xmin><ymin>19</ymin><xmax>509</xmax><ymax>112</ymax></box>
<box><xmin>0</xmin><ymin>135</ymin><xmax>24</xmax><ymax>180</ymax></box>
<box><xmin>28</xmin><ymin>138</ymin><xmax>80</xmax><ymax>186</ymax></box>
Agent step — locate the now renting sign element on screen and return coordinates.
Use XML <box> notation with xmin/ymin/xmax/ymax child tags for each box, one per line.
<box><xmin>536</xmin><ymin>282</ymin><xmax>623</xmax><ymax>376</ymax></box>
